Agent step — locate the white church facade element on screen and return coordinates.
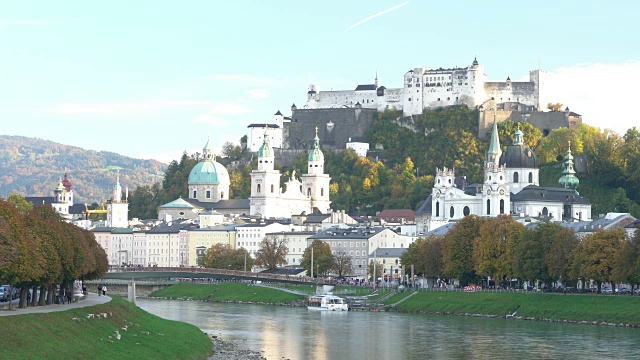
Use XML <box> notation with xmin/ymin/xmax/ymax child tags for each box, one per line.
<box><xmin>249</xmin><ymin>128</ymin><xmax>331</xmax><ymax>218</ymax></box>
<box><xmin>416</xmin><ymin>122</ymin><xmax>591</xmax><ymax>234</ymax></box>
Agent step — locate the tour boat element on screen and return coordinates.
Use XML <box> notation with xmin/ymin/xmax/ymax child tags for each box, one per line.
<box><xmin>307</xmin><ymin>295</ymin><xmax>348</xmax><ymax>311</ymax></box>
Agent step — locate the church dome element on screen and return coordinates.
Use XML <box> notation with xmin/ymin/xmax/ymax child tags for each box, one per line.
<box><xmin>188</xmin><ymin>160</ymin><xmax>230</xmax><ymax>185</ymax></box>
<box><xmin>499</xmin><ymin>144</ymin><xmax>538</xmax><ymax>169</ymax></box>
<box><xmin>308</xmin><ymin>128</ymin><xmax>324</xmax><ymax>162</ymax></box>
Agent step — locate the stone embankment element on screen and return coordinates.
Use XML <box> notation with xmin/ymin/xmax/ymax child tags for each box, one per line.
<box><xmin>143</xmin><ymin>296</ymin><xmax>307</xmax><ymax>308</ymax></box>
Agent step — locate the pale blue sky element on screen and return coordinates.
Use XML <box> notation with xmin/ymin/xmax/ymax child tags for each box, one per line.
<box><xmin>1</xmin><ymin>1</ymin><xmax>638</xmax><ymax>163</ymax></box>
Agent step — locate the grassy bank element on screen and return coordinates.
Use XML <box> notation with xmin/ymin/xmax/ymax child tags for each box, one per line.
<box><xmin>392</xmin><ymin>291</ymin><xmax>640</xmax><ymax>324</ymax></box>
<box><xmin>0</xmin><ymin>297</ymin><xmax>211</xmax><ymax>359</ymax></box>
<box><xmin>149</xmin><ymin>283</ymin><xmax>306</xmax><ymax>303</ymax></box>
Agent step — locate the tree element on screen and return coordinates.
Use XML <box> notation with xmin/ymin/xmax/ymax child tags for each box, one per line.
<box><xmin>442</xmin><ymin>215</ymin><xmax>486</xmax><ymax>285</ymax></box>
<box><xmin>613</xmin><ymin>229</ymin><xmax>640</xmax><ymax>292</ymax></box>
<box><xmin>7</xmin><ymin>193</ymin><xmax>33</xmax><ymax>214</ymax></box>
<box><xmin>368</xmin><ymin>259</ymin><xmax>383</xmax><ymax>282</ymax></box>
<box><xmin>254</xmin><ymin>235</ymin><xmax>288</xmax><ymax>270</ymax></box>
<box><xmin>300</xmin><ymin>240</ymin><xmax>334</xmax><ymax>277</ymax></box>
<box><xmin>547</xmin><ymin>103</ymin><xmax>564</xmax><ymax>112</ymax></box>
<box><xmin>473</xmin><ymin>215</ymin><xmax>525</xmax><ymax>287</ymax></box>
<box><xmin>572</xmin><ymin>229</ymin><xmax>625</xmax><ymax>293</ymax></box>
<box><xmin>543</xmin><ymin>222</ymin><xmax>578</xmax><ymax>285</ymax></box>
<box><xmin>200</xmin><ymin>243</ymin><xmax>240</xmax><ymax>269</ymax></box>
<box><xmin>332</xmin><ymin>251</ymin><xmax>353</xmax><ymax>277</ymax></box>
<box><xmin>400</xmin><ymin>237</ymin><xmax>428</xmax><ymax>276</ymax></box>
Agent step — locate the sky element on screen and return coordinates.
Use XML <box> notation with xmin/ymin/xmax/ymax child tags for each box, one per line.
<box><xmin>1</xmin><ymin>1</ymin><xmax>639</xmax><ymax>164</ymax></box>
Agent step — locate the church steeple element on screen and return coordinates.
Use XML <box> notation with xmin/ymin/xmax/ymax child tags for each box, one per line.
<box><xmin>559</xmin><ymin>141</ymin><xmax>580</xmax><ymax>192</ymax></box>
<box><xmin>257</xmin><ymin>126</ymin><xmax>274</xmax><ymax>171</ymax></box>
<box><xmin>513</xmin><ymin>123</ymin><xmax>524</xmax><ymax>146</ymax></box>
<box><xmin>203</xmin><ymin>134</ymin><xmax>214</xmax><ymax>161</ymax></box>
<box><xmin>486</xmin><ymin>119</ymin><xmax>502</xmax><ymax>165</ymax></box>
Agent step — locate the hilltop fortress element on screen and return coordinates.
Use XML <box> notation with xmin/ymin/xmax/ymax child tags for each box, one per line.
<box><xmin>302</xmin><ymin>57</ymin><xmax>580</xmax><ymax>139</ymax></box>
<box><xmin>306</xmin><ymin>57</ymin><xmax>547</xmax><ymax>114</ymax></box>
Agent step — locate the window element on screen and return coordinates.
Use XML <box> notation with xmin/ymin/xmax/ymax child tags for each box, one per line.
<box><xmin>206</xmin><ymin>190</ymin><xmax>211</xmax><ymax>199</ymax></box>
<box><xmin>435</xmin><ymin>201</ymin><xmax>440</xmax><ymax>217</ymax></box>
<box><xmin>192</xmin><ymin>190</ymin><xmax>197</xmax><ymax>198</ymax></box>
<box><xmin>321</xmin><ymin>188</ymin><xmax>324</xmax><ymax>196</ymax></box>
<box><xmin>271</xmin><ymin>184</ymin><xmax>274</xmax><ymax>193</ymax></box>
<box><xmin>514</xmin><ymin>172</ymin><xmax>519</xmax><ymax>183</ymax></box>
<box><xmin>487</xmin><ymin>199</ymin><xmax>491</xmax><ymax>215</ymax></box>
<box><xmin>463</xmin><ymin>206</ymin><xmax>470</xmax><ymax>216</ymax></box>
<box><xmin>542</xmin><ymin>207</ymin><xmax>549</xmax><ymax>216</ymax></box>
<box><xmin>257</xmin><ymin>184</ymin><xmax>261</xmax><ymax>193</ymax></box>
<box><xmin>449</xmin><ymin>206</ymin><xmax>454</xmax><ymax>218</ymax></box>
<box><xmin>307</xmin><ymin>188</ymin><xmax>311</xmax><ymax>197</ymax></box>
<box><xmin>500</xmin><ymin>199</ymin><xmax>505</xmax><ymax>214</ymax></box>
<box><xmin>529</xmin><ymin>172</ymin><xmax>533</xmax><ymax>183</ymax></box>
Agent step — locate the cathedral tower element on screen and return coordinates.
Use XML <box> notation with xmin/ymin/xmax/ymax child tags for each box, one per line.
<box><xmin>107</xmin><ymin>171</ymin><xmax>129</xmax><ymax>228</ymax></box>
<box><xmin>482</xmin><ymin>120</ymin><xmax>509</xmax><ymax>216</ymax></box>
<box><xmin>302</xmin><ymin>127</ymin><xmax>331</xmax><ymax>212</ymax></box>
<box><xmin>249</xmin><ymin>128</ymin><xmax>283</xmax><ymax>216</ymax></box>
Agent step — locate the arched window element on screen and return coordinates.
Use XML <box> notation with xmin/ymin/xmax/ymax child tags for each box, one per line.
<box><xmin>221</xmin><ymin>192</ymin><xmax>224</xmax><ymax>199</ymax></box>
<box><xmin>321</xmin><ymin>188</ymin><xmax>324</xmax><ymax>196</ymax></box>
<box><xmin>307</xmin><ymin>188</ymin><xmax>311</xmax><ymax>197</ymax></box>
<box><xmin>449</xmin><ymin>206</ymin><xmax>454</xmax><ymax>218</ymax></box>
<box><xmin>529</xmin><ymin>172</ymin><xmax>533</xmax><ymax>183</ymax></box>
<box><xmin>271</xmin><ymin>184</ymin><xmax>274</xmax><ymax>193</ymax></box>
<box><xmin>192</xmin><ymin>190</ymin><xmax>197</xmax><ymax>198</ymax></box>
<box><xmin>463</xmin><ymin>206</ymin><xmax>470</xmax><ymax>216</ymax></box>
<box><xmin>435</xmin><ymin>201</ymin><xmax>440</xmax><ymax>217</ymax></box>
<box><xmin>500</xmin><ymin>199</ymin><xmax>505</xmax><ymax>214</ymax></box>
<box><xmin>487</xmin><ymin>199</ymin><xmax>491</xmax><ymax>215</ymax></box>
<box><xmin>514</xmin><ymin>172</ymin><xmax>519</xmax><ymax>183</ymax></box>
<box><xmin>257</xmin><ymin>184</ymin><xmax>261</xmax><ymax>193</ymax></box>
<box><xmin>542</xmin><ymin>207</ymin><xmax>548</xmax><ymax>216</ymax></box>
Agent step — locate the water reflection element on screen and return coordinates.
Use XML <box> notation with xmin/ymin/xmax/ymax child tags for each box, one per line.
<box><xmin>137</xmin><ymin>299</ymin><xmax>640</xmax><ymax>360</ymax></box>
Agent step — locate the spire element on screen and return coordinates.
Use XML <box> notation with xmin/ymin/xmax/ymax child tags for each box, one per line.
<box><xmin>203</xmin><ymin>134</ymin><xmax>214</xmax><ymax>161</ymax></box>
<box><xmin>486</xmin><ymin>118</ymin><xmax>501</xmax><ymax>164</ymax></box>
<box><xmin>472</xmin><ymin>56</ymin><xmax>479</xmax><ymax>66</ymax></box>
<box><xmin>308</xmin><ymin>127</ymin><xmax>324</xmax><ymax>163</ymax></box>
<box><xmin>558</xmin><ymin>141</ymin><xmax>580</xmax><ymax>191</ymax></box>
<box><xmin>258</xmin><ymin>124</ymin><xmax>273</xmax><ymax>159</ymax></box>
<box><xmin>375</xmin><ymin>70</ymin><xmax>379</xmax><ymax>88</ymax></box>
<box><xmin>513</xmin><ymin>123</ymin><xmax>524</xmax><ymax>146</ymax></box>
<box><xmin>113</xmin><ymin>170</ymin><xmax>122</xmax><ymax>202</ymax></box>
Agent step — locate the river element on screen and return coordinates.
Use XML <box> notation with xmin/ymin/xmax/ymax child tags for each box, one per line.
<box><xmin>137</xmin><ymin>298</ymin><xmax>640</xmax><ymax>360</ymax></box>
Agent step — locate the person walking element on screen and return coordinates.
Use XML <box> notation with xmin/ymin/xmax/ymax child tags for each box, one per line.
<box><xmin>66</xmin><ymin>289</ymin><xmax>72</xmax><ymax>304</ymax></box>
<box><xmin>102</xmin><ymin>285</ymin><xmax>107</xmax><ymax>296</ymax></box>
<box><xmin>97</xmin><ymin>284</ymin><xmax>101</xmax><ymax>296</ymax></box>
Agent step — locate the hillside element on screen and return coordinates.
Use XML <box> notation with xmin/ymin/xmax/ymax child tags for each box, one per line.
<box><xmin>0</xmin><ymin>135</ymin><xmax>166</xmax><ymax>204</ymax></box>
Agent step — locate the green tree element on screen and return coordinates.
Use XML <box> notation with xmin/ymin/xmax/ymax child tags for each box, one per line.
<box><xmin>254</xmin><ymin>235</ymin><xmax>288</xmax><ymax>270</ymax></box>
<box><xmin>613</xmin><ymin>229</ymin><xmax>640</xmax><ymax>292</ymax></box>
<box><xmin>442</xmin><ymin>215</ymin><xmax>486</xmax><ymax>285</ymax></box>
<box><xmin>473</xmin><ymin>215</ymin><xmax>525</xmax><ymax>286</ymax></box>
<box><xmin>368</xmin><ymin>259</ymin><xmax>383</xmax><ymax>282</ymax></box>
<box><xmin>300</xmin><ymin>240</ymin><xmax>334</xmax><ymax>277</ymax></box>
<box><xmin>7</xmin><ymin>193</ymin><xmax>33</xmax><ymax>214</ymax></box>
<box><xmin>332</xmin><ymin>251</ymin><xmax>353</xmax><ymax>277</ymax></box>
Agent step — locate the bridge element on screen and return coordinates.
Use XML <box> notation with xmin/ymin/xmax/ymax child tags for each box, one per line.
<box><xmin>102</xmin><ymin>267</ymin><xmax>336</xmax><ymax>286</ymax></box>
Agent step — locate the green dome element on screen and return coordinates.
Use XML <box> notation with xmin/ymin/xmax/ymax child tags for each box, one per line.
<box><xmin>188</xmin><ymin>160</ymin><xmax>230</xmax><ymax>185</ymax></box>
<box><xmin>258</xmin><ymin>133</ymin><xmax>272</xmax><ymax>158</ymax></box>
<box><xmin>558</xmin><ymin>141</ymin><xmax>579</xmax><ymax>190</ymax></box>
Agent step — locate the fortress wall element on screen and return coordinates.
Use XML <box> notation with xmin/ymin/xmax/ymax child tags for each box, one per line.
<box><xmin>284</xmin><ymin>108</ymin><xmax>377</xmax><ymax>150</ymax></box>
<box><xmin>273</xmin><ymin>149</ymin><xmax>307</xmax><ymax>168</ymax></box>
<box><xmin>485</xmin><ymin>82</ymin><xmax>536</xmax><ymax>106</ymax></box>
<box><xmin>478</xmin><ymin>110</ymin><xmax>572</xmax><ymax>138</ymax></box>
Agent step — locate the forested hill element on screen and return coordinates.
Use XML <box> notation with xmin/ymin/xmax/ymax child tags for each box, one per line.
<box><xmin>0</xmin><ymin>135</ymin><xmax>166</xmax><ymax>204</ymax></box>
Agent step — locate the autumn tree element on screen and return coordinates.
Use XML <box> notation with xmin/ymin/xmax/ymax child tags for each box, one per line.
<box><xmin>332</xmin><ymin>251</ymin><xmax>353</xmax><ymax>277</ymax></box>
<box><xmin>254</xmin><ymin>235</ymin><xmax>288</xmax><ymax>270</ymax></box>
<box><xmin>572</xmin><ymin>229</ymin><xmax>625</xmax><ymax>293</ymax></box>
<box><xmin>547</xmin><ymin>102</ymin><xmax>564</xmax><ymax>112</ymax></box>
<box><xmin>368</xmin><ymin>259</ymin><xmax>383</xmax><ymax>283</ymax></box>
<box><xmin>300</xmin><ymin>240</ymin><xmax>334</xmax><ymax>277</ymax></box>
<box><xmin>442</xmin><ymin>215</ymin><xmax>487</xmax><ymax>285</ymax></box>
<box><xmin>473</xmin><ymin>215</ymin><xmax>525</xmax><ymax>287</ymax></box>
<box><xmin>543</xmin><ymin>222</ymin><xmax>579</xmax><ymax>285</ymax></box>
<box><xmin>199</xmin><ymin>243</ymin><xmax>250</xmax><ymax>270</ymax></box>
<box><xmin>613</xmin><ymin>229</ymin><xmax>640</xmax><ymax>292</ymax></box>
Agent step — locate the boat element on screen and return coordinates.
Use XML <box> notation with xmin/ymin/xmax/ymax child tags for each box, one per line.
<box><xmin>307</xmin><ymin>295</ymin><xmax>348</xmax><ymax>311</ymax></box>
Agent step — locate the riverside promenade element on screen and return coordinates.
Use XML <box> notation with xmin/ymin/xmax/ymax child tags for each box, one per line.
<box><xmin>0</xmin><ymin>292</ymin><xmax>111</xmax><ymax>316</ymax></box>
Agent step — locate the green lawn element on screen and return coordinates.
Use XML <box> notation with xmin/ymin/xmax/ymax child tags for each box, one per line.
<box><xmin>396</xmin><ymin>291</ymin><xmax>640</xmax><ymax>324</ymax></box>
<box><xmin>0</xmin><ymin>296</ymin><xmax>211</xmax><ymax>359</ymax></box>
<box><xmin>149</xmin><ymin>283</ymin><xmax>306</xmax><ymax>303</ymax></box>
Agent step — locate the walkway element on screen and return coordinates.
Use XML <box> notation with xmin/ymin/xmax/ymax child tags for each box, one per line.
<box><xmin>0</xmin><ymin>292</ymin><xmax>111</xmax><ymax>317</ymax></box>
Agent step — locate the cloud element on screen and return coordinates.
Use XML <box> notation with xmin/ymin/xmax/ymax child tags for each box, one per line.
<box><xmin>345</xmin><ymin>1</ymin><xmax>410</xmax><ymax>32</ymax></box>
<box><xmin>544</xmin><ymin>61</ymin><xmax>640</xmax><ymax>136</ymax></box>
<box><xmin>194</xmin><ymin>102</ymin><xmax>253</xmax><ymax>125</ymax></box>
<box><xmin>46</xmin><ymin>100</ymin><xmax>211</xmax><ymax>116</ymax></box>
<box><xmin>246</xmin><ymin>88</ymin><xmax>270</xmax><ymax>99</ymax></box>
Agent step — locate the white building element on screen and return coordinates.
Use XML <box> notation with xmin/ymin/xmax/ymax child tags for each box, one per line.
<box><xmin>267</xmin><ymin>231</ymin><xmax>316</xmax><ymax>267</ymax></box>
<box><xmin>416</xmin><ymin>122</ymin><xmax>591</xmax><ymax>234</ymax></box>
<box><xmin>250</xmin><ymin>128</ymin><xmax>331</xmax><ymax>218</ymax></box>
<box><xmin>246</xmin><ymin>111</ymin><xmax>287</xmax><ymax>152</ymax></box>
<box><xmin>305</xmin><ymin>58</ymin><xmax>547</xmax><ymax>117</ymax></box>
<box><xmin>346</xmin><ymin>137</ymin><xmax>369</xmax><ymax>157</ymax></box>
<box><xmin>235</xmin><ymin>222</ymin><xmax>292</xmax><ymax>257</ymax></box>
<box><xmin>107</xmin><ymin>172</ymin><xmax>129</xmax><ymax>228</ymax></box>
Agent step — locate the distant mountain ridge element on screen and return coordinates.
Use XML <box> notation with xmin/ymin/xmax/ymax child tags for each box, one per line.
<box><xmin>0</xmin><ymin>135</ymin><xmax>166</xmax><ymax>204</ymax></box>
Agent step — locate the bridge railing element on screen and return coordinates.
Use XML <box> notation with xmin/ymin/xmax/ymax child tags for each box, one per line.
<box><xmin>107</xmin><ymin>266</ymin><xmax>336</xmax><ymax>285</ymax></box>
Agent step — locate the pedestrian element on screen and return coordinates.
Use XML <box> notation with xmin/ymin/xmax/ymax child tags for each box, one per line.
<box><xmin>97</xmin><ymin>284</ymin><xmax>101</xmax><ymax>296</ymax></box>
<box><xmin>66</xmin><ymin>289</ymin><xmax>72</xmax><ymax>304</ymax></box>
<box><xmin>102</xmin><ymin>285</ymin><xmax>107</xmax><ymax>296</ymax></box>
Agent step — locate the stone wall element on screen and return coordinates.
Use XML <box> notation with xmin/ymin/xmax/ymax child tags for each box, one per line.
<box><xmin>284</xmin><ymin>108</ymin><xmax>377</xmax><ymax>150</ymax></box>
<box><xmin>479</xmin><ymin>109</ymin><xmax>582</xmax><ymax>138</ymax></box>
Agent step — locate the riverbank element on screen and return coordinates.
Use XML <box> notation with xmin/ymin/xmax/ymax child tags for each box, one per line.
<box><xmin>148</xmin><ymin>283</ymin><xmax>306</xmax><ymax>306</ymax></box>
<box><xmin>0</xmin><ymin>296</ymin><xmax>212</xmax><ymax>359</ymax></box>
<box><xmin>388</xmin><ymin>291</ymin><xmax>640</xmax><ymax>327</ymax></box>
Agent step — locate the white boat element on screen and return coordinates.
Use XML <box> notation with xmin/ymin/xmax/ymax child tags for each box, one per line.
<box><xmin>307</xmin><ymin>295</ymin><xmax>348</xmax><ymax>311</ymax></box>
